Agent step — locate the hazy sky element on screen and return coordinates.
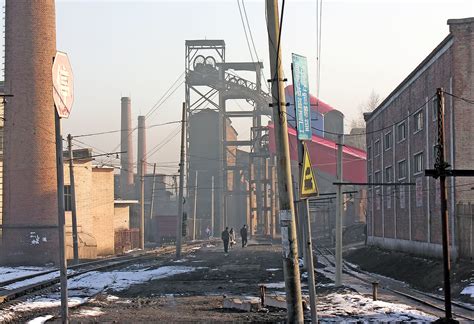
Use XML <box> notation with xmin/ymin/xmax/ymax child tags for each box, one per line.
<box><xmin>10</xmin><ymin>0</ymin><xmax>474</xmax><ymax>174</ymax></box>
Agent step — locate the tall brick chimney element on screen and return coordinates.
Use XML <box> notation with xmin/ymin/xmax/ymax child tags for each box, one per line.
<box><xmin>120</xmin><ymin>97</ymin><xmax>134</xmax><ymax>199</ymax></box>
<box><xmin>1</xmin><ymin>0</ymin><xmax>59</xmax><ymax>265</ymax></box>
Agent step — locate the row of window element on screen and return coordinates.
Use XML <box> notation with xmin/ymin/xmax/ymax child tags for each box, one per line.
<box><xmin>369</xmin><ymin>152</ymin><xmax>424</xmax><ymax>184</ymax></box>
<box><xmin>367</xmin><ymin>99</ymin><xmax>441</xmax><ymax>160</ymax></box>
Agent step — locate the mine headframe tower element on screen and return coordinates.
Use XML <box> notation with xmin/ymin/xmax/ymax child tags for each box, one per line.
<box><xmin>185</xmin><ymin>39</ymin><xmax>274</xmax><ymax>237</ymax></box>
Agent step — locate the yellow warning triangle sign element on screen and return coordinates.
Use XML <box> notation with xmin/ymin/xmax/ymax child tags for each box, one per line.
<box><xmin>300</xmin><ymin>143</ymin><xmax>319</xmax><ymax>197</ymax></box>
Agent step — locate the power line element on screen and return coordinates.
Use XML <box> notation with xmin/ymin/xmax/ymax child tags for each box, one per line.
<box><xmin>72</xmin><ymin>120</ymin><xmax>182</xmax><ymax>138</ymax></box>
<box><xmin>237</xmin><ymin>0</ymin><xmax>255</xmax><ymax>63</ymax></box>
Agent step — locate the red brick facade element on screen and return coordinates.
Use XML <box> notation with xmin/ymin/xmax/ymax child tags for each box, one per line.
<box><xmin>365</xmin><ymin>18</ymin><xmax>474</xmax><ymax>258</ymax></box>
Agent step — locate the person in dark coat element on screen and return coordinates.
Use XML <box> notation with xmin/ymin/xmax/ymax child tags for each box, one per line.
<box><xmin>221</xmin><ymin>227</ymin><xmax>230</xmax><ymax>254</ymax></box>
<box><xmin>240</xmin><ymin>224</ymin><xmax>248</xmax><ymax>248</ymax></box>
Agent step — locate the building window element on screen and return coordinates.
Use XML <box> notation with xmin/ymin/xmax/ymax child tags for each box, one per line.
<box><xmin>367</xmin><ymin>146</ymin><xmax>372</xmax><ymax>160</ymax></box>
<box><xmin>374</xmin><ymin>170</ymin><xmax>381</xmax><ymax>184</ymax></box>
<box><xmin>385</xmin><ymin>166</ymin><xmax>393</xmax><ymax>183</ymax></box>
<box><xmin>414</xmin><ymin>152</ymin><xmax>424</xmax><ymax>174</ymax></box>
<box><xmin>384</xmin><ymin>131</ymin><xmax>392</xmax><ymax>150</ymax></box>
<box><xmin>374</xmin><ymin>140</ymin><xmax>381</xmax><ymax>157</ymax></box>
<box><xmin>397</xmin><ymin>122</ymin><xmax>406</xmax><ymax>142</ymax></box>
<box><xmin>432</xmin><ymin>98</ymin><xmax>438</xmax><ymax>121</ymax></box>
<box><xmin>398</xmin><ymin>160</ymin><xmax>407</xmax><ymax>180</ymax></box>
<box><xmin>64</xmin><ymin>185</ymin><xmax>72</xmax><ymax>212</ymax></box>
<box><xmin>414</xmin><ymin>110</ymin><xmax>423</xmax><ymax>132</ymax></box>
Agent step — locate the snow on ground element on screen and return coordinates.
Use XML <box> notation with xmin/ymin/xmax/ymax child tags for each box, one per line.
<box><xmin>0</xmin><ymin>266</ymin><xmax>52</xmax><ymax>283</ymax></box>
<box><xmin>318</xmin><ymin>292</ymin><xmax>437</xmax><ymax>323</ymax></box>
<box><xmin>76</xmin><ymin>307</ymin><xmax>105</xmax><ymax>317</ymax></box>
<box><xmin>461</xmin><ymin>284</ymin><xmax>474</xmax><ymax>297</ymax></box>
<box><xmin>2</xmin><ymin>269</ymin><xmax>74</xmax><ymax>290</ymax></box>
<box><xmin>0</xmin><ymin>266</ymin><xmax>202</xmax><ymax>323</ymax></box>
<box><xmin>266</xmin><ymin>268</ymin><xmax>281</xmax><ymax>272</ymax></box>
<box><xmin>68</xmin><ymin>265</ymin><xmax>202</xmax><ymax>295</ymax></box>
<box><xmin>26</xmin><ymin>314</ymin><xmax>54</xmax><ymax>324</ymax></box>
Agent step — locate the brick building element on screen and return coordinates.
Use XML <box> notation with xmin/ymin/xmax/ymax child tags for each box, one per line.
<box><xmin>364</xmin><ymin>18</ymin><xmax>474</xmax><ymax>259</ymax></box>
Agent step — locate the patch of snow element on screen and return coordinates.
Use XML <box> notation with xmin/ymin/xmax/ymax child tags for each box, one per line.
<box><xmin>461</xmin><ymin>284</ymin><xmax>474</xmax><ymax>297</ymax></box>
<box><xmin>318</xmin><ymin>292</ymin><xmax>437</xmax><ymax>322</ymax></box>
<box><xmin>266</xmin><ymin>268</ymin><xmax>280</xmax><ymax>272</ymax></box>
<box><xmin>191</xmin><ymin>246</ymin><xmax>202</xmax><ymax>251</ymax></box>
<box><xmin>262</xmin><ymin>282</ymin><xmax>285</xmax><ymax>289</ymax></box>
<box><xmin>173</xmin><ymin>259</ymin><xmax>188</xmax><ymax>263</ymax></box>
<box><xmin>68</xmin><ymin>266</ymin><xmax>202</xmax><ymax>295</ymax></box>
<box><xmin>76</xmin><ymin>307</ymin><xmax>104</xmax><ymax>317</ymax></box>
<box><xmin>2</xmin><ymin>269</ymin><xmax>74</xmax><ymax>290</ymax></box>
<box><xmin>0</xmin><ymin>266</ymin><xmax>53</xmax><ymax>284</ymax></box>
<box><xmin>106</xmin><ymin>295</ymin><xmax>119</xmax><ymax>301</ymax></box>
<box><xmin>206</xmin><ymin>244</ymin><xmax>216</xmax><ymax>248</ymax></box>
<box><xmin>26</xmin><ymin>315</ymin><xmax>54</xmax><ymax>324</ymax></box>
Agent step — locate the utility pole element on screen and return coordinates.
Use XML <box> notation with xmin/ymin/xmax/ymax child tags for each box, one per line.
<box><xmin>67</xmin><ymin>134</ymin><xmax>79</xmax><ymax>264</ymax></box>
<box><xmin>193</xmin><ymin>170</ymin><xmax>198</xmax><ymax>241</ymax></box>
<box><xmin>266</xmin><ymin>0</ymin><xmax>304</xmax><ymax>321</ymax></box>
<box><xmin>148</xmin><ymin>163</ymin><xmax>157</xmax><ymax>241</ymax></box>
<box><xmin>335</xmin><ymin>134</ymin><xmax>344</xmax><ymax>286</ymax></box>
<box><xmin>211</xmin><ymin>175</ymin><xmax>215</xmax><ymax>236</ymax></box>
<box><xmin>54</xmin><ymin>109</ymin><xmax>68</xmax><ymax>323</ymax></box>
<box><xmin>435</xmin><ymin>88</ymin><xmax>452</xmax><ymax>320</ymax></box>
<box><xmin>139</xmin><ymin>159</ymin><xmax>145</xmax><ymax>250</ymax></box>
<box><xmin>176</xmin><ymin>102</ymin><xmax>186</xmax><ymax>259</ymax></box>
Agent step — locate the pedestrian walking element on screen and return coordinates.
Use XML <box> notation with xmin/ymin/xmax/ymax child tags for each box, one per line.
<box><xmin>205</xmin><ymin>225</ymin><xmax>211</xmax><ymax>239</ymax></box>
<box><xmin>221</xmin><ymin>227</ymin><xmax>230</xmax><ymax>254</ymax></box>
<box><xmin>229</xmin><ymin>228</ymin><xmax>235</xmax><ymax>249</ymax></box>
<box><xmin>240</xmin><ymin>224</ymin><xmax>248</xmax><ymax>248</ymax></box>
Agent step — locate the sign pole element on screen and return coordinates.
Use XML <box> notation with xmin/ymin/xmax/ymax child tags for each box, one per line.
<box><xmin>291</xmin><ymin>54</ymin><xmax>319</xmax><ymax>323</ymax></box>
<box><xmin>55</xmin><ymin>109</ymin><xmax>69</xmax><ymax>324</ymax></box>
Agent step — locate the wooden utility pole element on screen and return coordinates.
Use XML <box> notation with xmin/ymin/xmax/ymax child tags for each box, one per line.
<box><xmin>54</xmin><ymin>109</ymin><xmax>68</xmax><ymax>323</ymax></box>
<box><xmin>176</xmin><ymin>102</ymin><xmax>186</xmax><ymax>259</ymax></box>
<box><xmin>193</xmin><ymin>170</ymin><xmax>198</xmax><ymax>241</ymax></box>
<box><xmin>148</xmin><ymin>163</ymin><xmax>157</xmax><ymax>241</ymax></box>
<box><xmin>335</xmin><ymin>134</ymin><xmax>344</xmax><ymax>286</ymax></box>
<box><xmin>139</xmin><ymin>159</ymin><xmax>145</xmax><ymax>250</ymax></box>
<box><xmin>67</xmin><ymin>134</ymin><xmax>79</xmax><ymax>264</ymax></box>
<box><xmin>211</xmin><ymin>175</ymin><xmax>215</xmax><ymax>236</ymax></box>
<box><xmin>266</xmin><ymin>0</ymin><xmax>304</xmax><ymax>321</ymax></box>
<box><xmin>435</xmin><ymin>88</ymin><xmax>452</xmax><ymax>320</ymax></box>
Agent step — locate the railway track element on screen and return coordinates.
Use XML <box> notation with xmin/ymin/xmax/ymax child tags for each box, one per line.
<box><xmin>314</xmin><ymin>247</ymin><xmax>474</xmax><ymax>322</ymax></box>
<box><xmin>0</xmin><ymin>241</ymin><xmax>207</xmax><ymax>308</ymax></box>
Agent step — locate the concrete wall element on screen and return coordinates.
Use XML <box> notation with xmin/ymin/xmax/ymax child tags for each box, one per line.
<box><xmin>91</xmin><ymin>168</ymin><xmax>115</xmax><ymax>256</ymax></box>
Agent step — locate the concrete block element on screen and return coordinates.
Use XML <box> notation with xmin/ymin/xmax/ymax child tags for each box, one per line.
<box><xmin>223</xmin><ymin>297</ymin><xmax>260</xmax><ymax>312</ymax></box>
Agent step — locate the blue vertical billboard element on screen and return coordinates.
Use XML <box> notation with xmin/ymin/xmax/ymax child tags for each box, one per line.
<box><xmin>291</xmin><ymin>53</ymin><xmax>312</xmax><ymax>141</ymax></box>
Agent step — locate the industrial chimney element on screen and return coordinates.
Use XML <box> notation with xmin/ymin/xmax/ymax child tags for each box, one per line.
<box><xmin>2</xmin><ymin>1</ymin><xmax>59</xmax><ymax>265</ymax></box>
<box><xmin>120</xmin><ymin>97</ymin><xmax>134</xmax><ymax>199</ymax></box>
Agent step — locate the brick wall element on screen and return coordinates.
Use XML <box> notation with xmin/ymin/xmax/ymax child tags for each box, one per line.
<box><xmin>365</xmin><ymin>18</ymin><xmax>474</xmax><ymax>258</ymax></box>
<box><xmin>91</xmin><ymin>168</ymin><xmax>115</xmax><ymax>256</ymax></box>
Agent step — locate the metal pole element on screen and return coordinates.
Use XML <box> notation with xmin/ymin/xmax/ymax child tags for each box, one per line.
<box><xmin>304</xmin><ymin>199</ymin><xmax>318</xmax><ymax>323</ymax></box>
<box><xmin>335</xmin><ymin>134</ymin><xmax>344</xmax><ymax>286</ymax></box>
<box><xmin>176</xmin><ymin>102</ymin><xmax>186</xmax><ymax>259</ymax></box>
<box><xmin>139</xmin><ymin>159</ymin><xmax>145</xmax><ymax>249</ymax></box>
<box><xmin>211</xmin><ymin>175</ymin><xmax>215</xmax><ymax>236</ymax></box>
<box><xmin>266</xmin><ymin>0</ymin><xmax>303</xmax><ymax>321</ymax></box>
<box><xmin>148</xmin><ymin>163</ymin><xmax>157</xmax><ymax>241</ymax></box>
<box><xmin>436</xmin><ymin>88</ymin><xmax>452</xmax><ymax>320</ymax></box>
<box><xmin>193</xmin><ymin>170</ymin><xmax>198</xmax><ymax>241</ymax></box>
<box><xmin>67</xmin><ymin>134</ymin><xmax>79</xmax><ymax>264</ymax></box>
<box><xmin>55</xmin><ymin>110</ymin><xmax>68</xmax><ymax>323</ymax></box>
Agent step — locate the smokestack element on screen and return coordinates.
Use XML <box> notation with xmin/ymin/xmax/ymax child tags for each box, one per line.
<box><xmin>2</xmin><ymin>1</ymin><xmax>59</xmax><ymax>265</ymax></box>
<box><xmin>137</xmin><ymin>116</ymin><xmax>147</xmax><ymax>178</ymax></box>
<box><xmin>120</xmin><ymin>97</ymin><xmax>134</xmax><ymax>199</ymax></box>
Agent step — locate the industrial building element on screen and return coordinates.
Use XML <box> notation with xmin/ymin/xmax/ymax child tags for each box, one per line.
<box><xmin>364</xmin><ymin>17</ymin><xmax>474</xmax><ymax>259</ymax></box>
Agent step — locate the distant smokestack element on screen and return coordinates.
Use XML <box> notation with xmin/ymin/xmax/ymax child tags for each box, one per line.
<box><xmin>120</xmin><ymin>97</ymin><xmax>134</xmax><ymax>199</ymax></box>
<box><xmin>2</xmin><ymin>1</ymin><xmax>59</xmax><ymax>265</ymax></box>
<box><xmin>137</xmin><ymin>116</ymin><xmax>147</xmax><ymax>178</ymax></box>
